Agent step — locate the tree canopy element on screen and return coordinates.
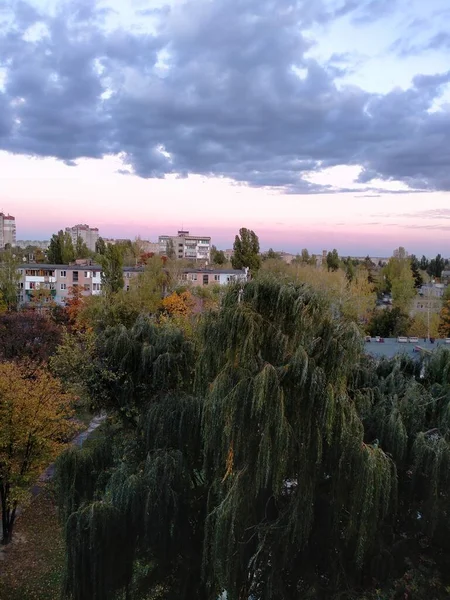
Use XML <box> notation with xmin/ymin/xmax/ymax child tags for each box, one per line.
<box><xmin>0</xmin><ymin>363</ymin><xmax>77</xmax><ymax>544</ymax></box>
<box><xmin>47</xmin><ymin>230</ymin><xmax>75</xmax><ymax>264</ymax></box>
<box><xmin>231</xmin><ymin>227</ymin><xmax>261</xmax><ymax>272</ymax></box>
<box><xmin>210</xmin><ymin>245</ymin><xmax>226</xmax><ymax>265</ymax></box>
<box><xmin>100</xmin><ymin>244</ymin><xmax>124</xmax><ymax>295</ymax></box>
<box><xmin>53</xmin><ymin>277</ymin><xmax>450</xmax><ymax>599</ymax></box>
<box><xmin>0</xmin><ymin>250</ymin><xmax>20</xmax><ymax>310</ymax></box>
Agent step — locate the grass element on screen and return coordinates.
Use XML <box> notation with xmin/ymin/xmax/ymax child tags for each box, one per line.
<box><xmin>0</xmin><ymin>486</ymin><xmax>64</xmax><ymax>600</ymax></box>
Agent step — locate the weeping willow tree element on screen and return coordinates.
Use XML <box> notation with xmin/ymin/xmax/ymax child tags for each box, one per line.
<box><xmin>55</xmin><ymin>317</ymin><xmax>207</xmax><ymax>600</ymax></box>
<box><xmin>56</xmin><ymin>279</ymin><xmax>450</xmax><ymax>600</ymax></box>
<box><xmin>196</xmin><ymin>277</ymin><xmax>397</xmax><ymax>599</ymax></box>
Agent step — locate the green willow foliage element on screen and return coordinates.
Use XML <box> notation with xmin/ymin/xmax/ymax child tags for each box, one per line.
<box><xmin>55</xmin><ymin>279</ymin><xmax>450</xmax><ymax>600</ymax></box>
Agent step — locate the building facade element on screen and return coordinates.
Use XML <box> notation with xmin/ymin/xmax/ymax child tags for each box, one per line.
<box><xmin>159</xmin><ymin>231</ymin><xmax>211</xmax><ymax>262</ymax></box>
<box><xmin>181</xmin><ymin>268</ymin><xmax>249</xmax><ymax>287</ymax></box>
<box><xmin>0</xmin><ymin>213</ymin><xmax>16</xmax><ymax>249</ymax></box>
<box><xmin>65</xmin><ymin>224</ymin><xmax>99</xmax><ymax>252</ymax></box>
<box><xmin>17</xmin><ymin>264</ymin><xmax>248</xmax><ymax>306</ymax></box>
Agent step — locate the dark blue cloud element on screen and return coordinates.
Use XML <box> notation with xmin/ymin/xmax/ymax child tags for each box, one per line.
<box><xmin>0</xmin><ymin>0</ymin><xmax>449</xmax><ymax>193</ymax></box>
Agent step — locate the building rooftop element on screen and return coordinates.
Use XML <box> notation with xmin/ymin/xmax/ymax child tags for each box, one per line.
<box><xmin>365</xmin><ymin>337</ymin><xmax>449</xmax><ymax>359</ymax></box>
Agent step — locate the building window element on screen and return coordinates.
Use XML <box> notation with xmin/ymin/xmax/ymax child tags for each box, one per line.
<box><xmin>192</xmin><ymin>274</ymin><xmax>197</xmax><ymax>281</ymax></box>
<box><xmin>203</xmin><ymin>274</ymin><xmax>209</xmax><ymax>285</ymax></box>
<box><xmin>126</xmin><ymin>285</ymin><xmax>130</xmax><ymax>291</ymax></box>
<box><xmin>84</xmin><ymin>284</ymin><xmax>90</xmax><ymax>291</ymax></box>
<box><xmin>73</xmin><ymin>271</ymin><xmax>79</xmax><ymax>283</ymax></box>
<box><xmin>214</xmin><ymin>275</ymin><xmax>220</xmax><ymax>281</ymax></box>
<box><xmin>84</xmin><ymin>271</ymin><xmax>90</xmax><ymax>278</ymax></box>
<box><xmin>60</xmin><ymin>283</ymin><xmax>67</xmax><ymax>290</ymax></box>
<box><xmin>60</xmin><ymin>270</ymin><xmax>66</xmax><ymax>277</ymax></box>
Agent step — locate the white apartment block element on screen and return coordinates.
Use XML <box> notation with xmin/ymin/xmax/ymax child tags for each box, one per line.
<box><xmin>159</xmin><ymin>230</ymin><xmax>211</xmax><ymax>261</ymax></box>
<box><xmin>0</xmin><ymin>212</ymin><xmax>16</xmax><ymax>249</ymax></box>
<box><xmin>65</xmin><ymin>224</ymin><xmax>99</xmax><ymax>252</ymax></box>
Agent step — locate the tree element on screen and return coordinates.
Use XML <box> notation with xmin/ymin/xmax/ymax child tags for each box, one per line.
<box><xmin>347</xmin><ymin>267</ymin><xmax>376</xmax><ymax>322</ymax></box>
<box><xmin>231</xmin><ymin>227</ymin><xmax>261</xmax><ymax>272</ymax></box>
<box><xmin>162</xmin><ymin>290</ymin><xmax>195</xmax><ymax>318</ymax></box>
<box><xmin>47</xmin><ymin>230</ymin><xmax>75</xmax><ymax>264</ymax></box>
<box><xmin>391</xmin><ymin>270</ymin><xmax>416</xmax><ymax>312</ymax></box>
<box><xmin>343</xmin><ymin>256</ymin><xmax>356</xmax><ymax>281</ymax></box>
<box><xmin>326</xmin><ymin>248</ymin><xmax>340</xmax><ymax>271</ymax></box>
<box><xmin>367</xmin><ymin>306</ymin><xmax>412</xmax><ymax>337</ymax></box>
<box><xmin>95</xmin><ymin>237</ymin><xmax>107</xmax><ymax>255</ymax></box>
<box><xmin>0</xmin><ymin>311</ymin><xmax>61</xmax><ymax>363</ymax></box>
<box><xmin>0</xmin><ymin>363</ymin><xmax>77</xmax><ymax>543</ymax></box>
<box><xmin>210</xmin><ymin>245</ymin><xmax>226</xmax><ymax>265</ymax></box>
<box><xmin>420</xmin><ymin>255</ymin><xmax>429</xmax><ymax>271</ymax></box>
<box><xmin>101</xmin><ymin>244</ymin><xmax>124</xmax><ymax>295</ymax></box>
<box><xmin>0</xmin><ymin>250</ymin><xmax>20</xmax><ymax>310</ymax></box>
<box><xmin>383</xmin><ymin>250</ymin><xmax>416</xmax><ymax>313</ymax></box>
<box><xmin>301</xmin><ymin>248</ymin><xmax>310</xmax><ymax>263</ymax></box>
<box><xmin>197</xmin><ymin>279</ymin><xmax>395</xmax><ymax>598</ymax></box>
<box><xmin>427</xmin><ymin>253</ymin><xmax>445</xmax><ymax>279</ymax></box>
<box><xmin>166</xmin><ymin>238</ymin><xmax>176</xmax><ymax>260</ymax></box>
<box><xmin>262</xmin><ymin>248</ymin><xmax>281</xmax><ymax>261</ymax></box>
<box><xmin>409</xmin><ymin>312</ymin><xmax>440</xmax><ymax>338</ymax></box>
<box><xmin>56</xmin><ymin>279</ymin><xmax>450</xmax><ymax>599</ymax></box>
<box><xmin>438</xmin><ymin>299</ymin><xmax>450</xmax><ymax>337</ymax></box>
<box><xmin>74</xmin><ymin>236</ymin><xmax>91</xmax><ymax>259</ymax></box>
<box><xmin>410</xmin><ymin>254</ymin><xmax>423</xmax><ymax>288</ymax></box>
<box><xmin>393</xmin><ymin>246</ymin><xmax>408</xmax><ymax>259</ymax></box>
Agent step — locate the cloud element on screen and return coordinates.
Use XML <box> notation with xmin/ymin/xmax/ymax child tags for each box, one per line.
<box><xmin>392</xmin><ymin>31</ymin><xmax>450</xmax><ymax>57</ymax></box>
<box><xmin>373</xmin><ymin>208</ymin><xmax>450</xmax><ymax>220</ymax></box>
<box><xmin>0</xmin><ymin>0</ymin><xmax>450</xmax><ymax>194</ymax></box>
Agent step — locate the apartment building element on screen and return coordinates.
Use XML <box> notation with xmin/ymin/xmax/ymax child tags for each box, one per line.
<box><xmin>17</xmin><ymin>264</ymin><xmax>249</xmax><ymax>306</ymax></box>
<box><xmin>181</xmin><ymin>268</ymin><xmax>249</xmax><ymax>287</ymax></box>
<box><xmin>65</xmin><ymin>224</ymin><xmax>99</xmax><ymax>252</ymax></box>
<box><xmin>17</xmin><ymin>264</ymin><xmax>104</xmax><ymax>305</ymax></box>
<box><xmin>159</xmin><ymin>231</ymin><xmax>211</xmax><ymax>262</ymax></box>
<box><xmin>0</xmin><ymin>212</ymin><xmax>16</xmax><ymax>249</ymax></box>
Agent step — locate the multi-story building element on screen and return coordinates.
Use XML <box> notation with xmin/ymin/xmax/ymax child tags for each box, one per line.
<box><xmin>65</xmin><ymin>224</ymin><xmax>99</xmax><ymax>252</ymax></box>
<box><xmin>181</xmin><ymin>268</ymin><xmax>249</xmax><ymax>287</ymax></box>
<box><xmin>17</xmin><ymin>264</ymin><xmax>104</xmax><ymax>306</ymax></box>
<box><xmin>17</xmin><ymin>264</ymin><xmax>249</xmax><ymax>306</ymax></box>
<box><xmin>159</xmin><ymin>231</ymin><xmax>211</xmax><ymax>262</ymax></box>
<box><xmin>0</xmin><ymin>212</ymin><xmax>16</xmax><ymax>249</ymax></box>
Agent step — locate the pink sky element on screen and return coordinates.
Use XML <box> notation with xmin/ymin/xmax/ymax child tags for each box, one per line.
<box><xmin>1</xmin><ymin>153</ymin><xmax>449</xmax><ymax>256</ymax></box>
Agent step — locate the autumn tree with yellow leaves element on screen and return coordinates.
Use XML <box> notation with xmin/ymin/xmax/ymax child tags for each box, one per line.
<box><xmin>0</xmin><ymin>363</ymin><xmax>77</xmax><ymax>544</ymax></box>
<box><xmin>162</xmin><ymin>290</ymin><xmax>196</xmax><ymax>317</ymax></box>
<box><xmin>438</xmin><ymin>299</ymin><xmax>450</xmax><ymax>338</ymax></box>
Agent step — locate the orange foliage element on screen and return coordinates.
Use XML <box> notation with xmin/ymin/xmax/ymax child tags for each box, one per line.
<box><xmin>65</xmin><ymin>285</ymin><xmax>87</xmax><ymax>332</ymax></box>
<box><xmin>162</xmin><ymin>291</ymin><xmax>195</xmax><ymax>317</ymax></box>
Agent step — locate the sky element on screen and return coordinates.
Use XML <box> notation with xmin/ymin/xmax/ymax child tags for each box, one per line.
<box><xmin>1</xmin><ymin>0</ymin><xmax>450</xmax><ymax>256</ymax></box>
